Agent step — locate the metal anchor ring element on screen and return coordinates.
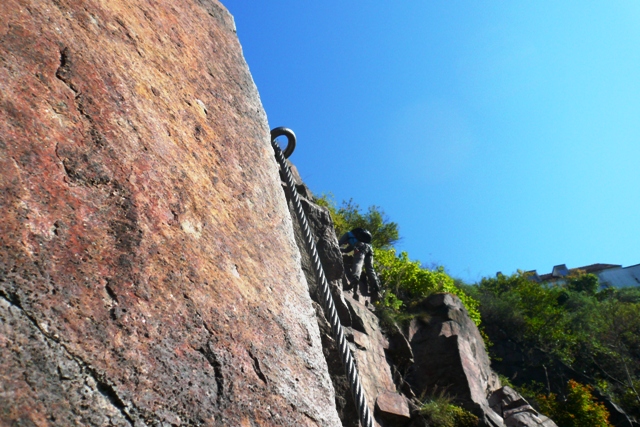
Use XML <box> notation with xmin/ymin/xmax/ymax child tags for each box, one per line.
<box><xmin>270</xmin><ymin>127</ymin><xmax>296</xmax><ymax>158</ymax></box>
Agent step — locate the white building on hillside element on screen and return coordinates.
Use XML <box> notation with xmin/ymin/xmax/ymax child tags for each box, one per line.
<box><xmin>597</xmin><ymin>264</ymin><xmax>640</xmax><ymax>288</ymax></box>
<box><xmin>523</xmin><ymin>262</ymin><xmax>640</xmax><ymax>288</ymax></box>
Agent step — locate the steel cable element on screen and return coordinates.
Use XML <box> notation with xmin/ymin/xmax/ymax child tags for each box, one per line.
<box><xmin>271</xmin><ymin>128</ymin><xmax>374</xmax><ymax>427</ymax></box>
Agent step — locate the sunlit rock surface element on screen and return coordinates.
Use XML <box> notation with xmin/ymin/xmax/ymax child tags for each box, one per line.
<box><xmin>407</xmin><ymin>294</ymin><xmax>501</xmax><ymax>411</ymax></box>
<box><xmin>405</xmin><ymin>293</ymin><xmax>559</xmax><ymax>427</ymax></box>
<box><xmin>0</xmin><ymin>0</ymin><xmax>341</xmax><ymax>425</ymax></box>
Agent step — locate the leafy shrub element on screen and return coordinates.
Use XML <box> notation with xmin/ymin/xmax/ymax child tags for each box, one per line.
<box><xmin>380</xmin><ymin>289</ymin><xmax>403</xmax><ymax>311</ymax></box>
<box><xmin>375</xmin><ymin>248</ymin><xmax>481</xmax><ymax>326</ymax></box>
<box><xmin>611</xmin><ymin>286</ymin><xmax>640</xmax><ymax>303</ymax></box>
<box><xmin>420</xmin><ymin>394</ymin><xmax>478</xmax><ymax>427</ymax></box>
<box><xmin>315</xmin><ymin>195</ymin><xmax>399</xmax><ymax>249</ymax></box>
<box><xmin>536</xmin><ymin>380</ymin><xmax>612</xmax><ymax>427</ymax></box>
<box><xmin>566</xmin><ymin>271</ymin><xmax>599</xmax><ymax>295</ymax></box>
<box><xmin>476</xmin><ymin>272</ymin><xmax>575</xmax><ymax>362</ymax></box>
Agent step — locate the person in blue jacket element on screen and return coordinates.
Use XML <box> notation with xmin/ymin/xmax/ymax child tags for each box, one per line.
<box><xmin>338</xmin><ymin>228</ymin><xmax>381</xmax><ymax>300</ymax></box>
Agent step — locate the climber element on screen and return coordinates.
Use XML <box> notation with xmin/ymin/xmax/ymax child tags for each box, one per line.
<box><xmin>339</xmin><ymin>228</ymin><xmax>381</xmax><ymax>301</ymax></box>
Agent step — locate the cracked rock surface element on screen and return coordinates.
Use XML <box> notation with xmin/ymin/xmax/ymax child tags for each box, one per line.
<box><xmin>0</xmin><ymin>0</ymin><xmax>340</xmax><ymax>425</ymax></box>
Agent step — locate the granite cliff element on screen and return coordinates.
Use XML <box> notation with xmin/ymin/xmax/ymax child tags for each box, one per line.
<box><xmin>1</xmin><ymin>1</ymin><xmax>558</xmax><ymax>426</ymax></box>
<box><xmin>1</xmin><ymin>0</ymin><xmax>339</xmax><ymax>425</ymax></box>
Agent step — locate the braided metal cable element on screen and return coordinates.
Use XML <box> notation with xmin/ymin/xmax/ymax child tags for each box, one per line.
<box><xmin>271</xmin><ymin>133</ymin><xmax>374</xmax><ymax>427</ymax></box>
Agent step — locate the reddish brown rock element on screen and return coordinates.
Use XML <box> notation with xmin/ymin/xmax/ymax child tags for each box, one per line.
<box><xmin>285</xmin><ymin>183</ymin><xmax>403</xmax><ymax>426</ymax></box>
<box><xmin>407</xmin><ymin>293</ymin><xmax>503</xmax><ymax>426</ymax></box>
<box><xmin>0</xmin><ymin>0</ymin><xmax>340</xmax><ymax>425</ymax></box>
<box><xmin>375</xmin><ymin>392</ymin><xmax>411</xmax><ymax>425</ymax></box>
<box><xmin>344</xmin><ymin>295</ymin><xmax>397</xmax><ymax>427</ymax></box>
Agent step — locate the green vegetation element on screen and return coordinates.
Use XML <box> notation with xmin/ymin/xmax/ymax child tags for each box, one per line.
<box><xmin>374</xmin><ymin>248</ymin><xmax>481</xmax><ymax>326</ymax></box>
<box><xmin>536</xmin><ymin>380</ymin><xmax>612</xmax><ymax>427</ymax></box>
<box><xmin>566</xmin><ymin>272</ymin><xmax>599</xmax><ymax>295</ymax></box>
<box><xmin>467</xmin><ymin>272</ymin><xmax>573</xmax><ymax>360</ymax></box>
<box><xmin>315</xmin><ymin>195</ymin><xmax>399</xmax><ymax>249</ymax></box>
<box><xmin>419</xmin><ymin>392</ymin><xmax>479</xmax><ymax>427</ymax></box>
<box><xmin>469</xmin><ymin>272</ymin><xmax>640</xmax><ymax>419</ymax></box>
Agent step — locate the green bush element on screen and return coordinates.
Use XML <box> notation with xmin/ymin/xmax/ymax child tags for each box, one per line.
<box><xmin>315</xmin><ymin>195</ymin><xmax>399</xmax><ymax>249</ymax></box>
<box><xmin>476</xmin><ymin>272</ymin><xmax>575</xmax><ymax>362</ymax></box>
<box><xmin>420</xmin><ymin>395</ymin><xmax>478</xmax><ymax>427</ymax></box>
<box><xmin>375</xmin><ymin>248</ymin><xmax>481</xmax><ymax>326</ymax></box>
<box><xmin>566</xmin><ymin>271</ymin><xmax>599</xmax><ymax>295</ymax></box>
<box><xmin>536</xmin><ymin>380</ymin><xmax>612</xmax><ymax>427</ymax></box>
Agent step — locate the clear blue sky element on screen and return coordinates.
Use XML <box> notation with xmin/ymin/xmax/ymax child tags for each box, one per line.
<box><xmin>222</xmin><ymin>1</ymin><xmax>640</xmax><ymax>283</ymax></box>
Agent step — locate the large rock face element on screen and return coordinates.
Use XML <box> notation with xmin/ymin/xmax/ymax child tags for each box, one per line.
<box><xmin>343</xmin><ymin>295</ymin><xmax>399</xmax><ymax>425</ymax></box>
<box><xmin>407</xmin><ymin>293</ymin><xmax>502</xmax><ymax>420</ymax></box>
<box><xmin>0</xmin><ymin>0</ymin><xmax>341</xmax><ymax>425</ymax></box>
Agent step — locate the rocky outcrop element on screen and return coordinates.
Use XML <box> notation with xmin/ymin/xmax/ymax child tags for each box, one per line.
<box><xmin>489</xmin><ymin>386</ymin><xmax>557</xmax><ymax>427</ymax></box>
<box><xmin>345</xmin><ymin>294</ymin><xmax>401</xmax><ymax>425</ymax></box>
<box><xmin>406</xmin><ymin>293</ymin><xmax>503</xmax><ymax>425</ymax></box>
<box><xmin>404</xmin><ymin>294</ymin><xmax>558</xmax><ymax>427</ymax></box>
<box><xmin>1</xmin><ymin>0</ymin><xmax>341</xmax><ymax>425</ymax></box>
<box><xmin>375</xmin><ymin>391</ymin><xmax>412</xmax><ymax>426</ymax></box>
